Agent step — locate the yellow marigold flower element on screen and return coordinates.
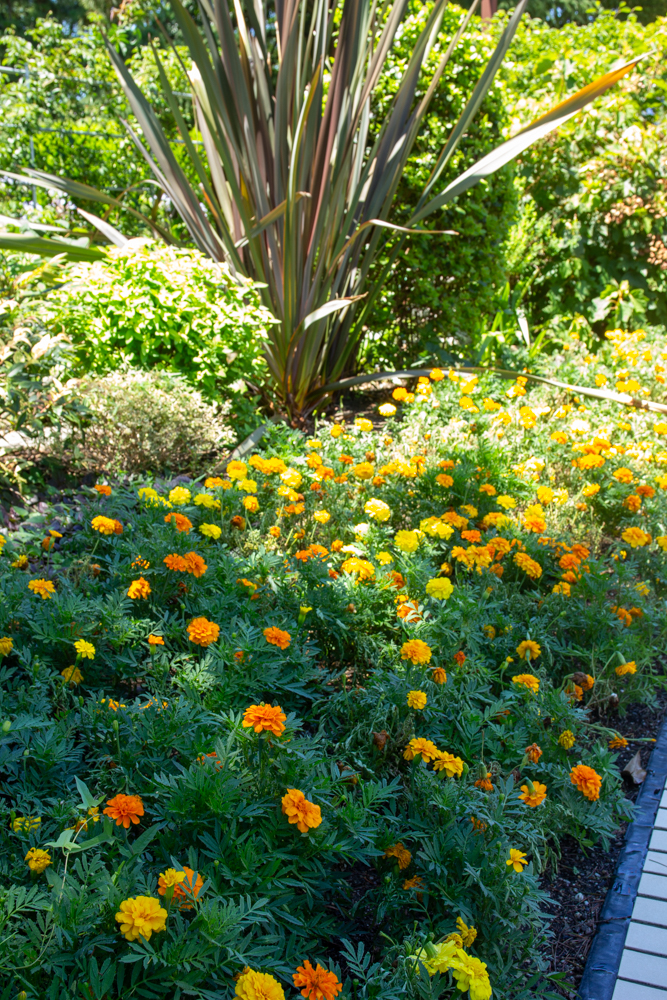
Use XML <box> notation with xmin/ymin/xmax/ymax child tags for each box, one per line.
<box><xmin>553</xmin><ymin>581</ymin><xmax>571</xmax><ymax>596</ymax></box>
<box><xmin>187</xmin><ymin>617</ymin><xmax>220</xmax><ymax>646</ymax></box>
<box><xmin>613</xmin><ymin>467</ymin><xmax>634</xmax><ymax>484</ymax></box>
<box><xmin>570</xmin><ymin>764</ymin><xmax>602</xmax><ymax>801</ymax></box>
<box><xmin>281</xmin><ymin>788</ymin><xmax>322</xmax><ymax>833</ymax></box>
<box><xmin>330</xmin><ymin>424</ymin><xmax>344</xmax><ymax>438</ymax></box>
<box><xmin>407</xmin><ymin>690</ymin><xmax>427</xmax><ymax>710</ymax></box>
<box><xmin>512</xmin><ymin>673</ymin><xmax>540</xmax><ymax>694</ymax></box>
<box><xmin>403</xmin><ymin>737</ymin><xmax>439</xmax><ymax>762</ymax></box>
<box><xmin>242</xmin><ymin>703</ymin><xmax>287</xmax><ymax>736</ymax></box>
<box><xmin>401</xmin><ymin>639</ymin><xmax>432</xmax><ymax>665</ymax></box>
<box><xmin>352</xmin><ymin>462</ymin><xmax>375</xmax><ymax>480</ymax></box>
<box><xmin>115</xmin><ymin>896</ymin><xmax>167</xmax><ymax>942</ymax></box>
<box><xmin>378</xmin><ymin>403</ymin><xmax>396</xmax><ymax>417</ymax></box>
<box><xmin>27</xmin><ymin>578</ymin><xmax>55</xmax><ymax>600</ymax></box>
<box><xmin>205</xmin><ymin>477</ymin><xmax>224</xmax><ymax>488</ymax></box>
<box><xmin>621</xmin><ymin>526</ymin><xmax>651</xmax><ymax>548</ymax></box>
<box><xmin>516</xmin><ymin>639</ymin><xmax>541</xmax><ymax>662</ymax></box>
<box><xmin>536</xmin><ymin>486</ymin><xmax>554</xmax><ymax>505</ymax></box>
<box><xmin>355</xmin><ymin>418</ymin><xmax>373</xmax><ymax>432</ymax></box>
<box><xmin>263</xmin><ymin>626</ymin><xmax>291</xmax><ymax>649</ymax></box>
<box><xmin>313</xmin><ymin>510</ymin><xmax>331</xmax><ymax>524</ymax></box>
<box><xmin>72</xmin><ymin>639</ymin><xmax>95</xmax><ymax>659</ymax></box>
<box><xmin>61</xmin><ymin>665</ymin><xmax>83</xmax><ymax>685</ymax></box>
<box><xmin>194</xmin><ymin>493</ymin><xmax>221</xmax><ymax>509</ymax></box>
<box><xmin>513</xmin><ymin>552</ymin><xmax>542</xmax><ymax>579</ymax></box>
<box><xmin>558</xmin><ymin>730</ymin><xmax>575</xmax><ymax>749</ymax></box>
<box><xmin>237</xmin><ymin>478</ymin><xmax>258</xmax><ymax>494</ymax></box>
<box><xmin>507</xmin><ymin>849</ymin><xmax>528</xmax><ymax>873</ymax></box>
<box><xmin>582</xmin><ymin>483</ymin><xmax>600</xmax><ymax>497</ymax></box>
<box><xmin>91</xmin><ymin>515</ymin><xmax>117</xmax><ymax>535</ymax></box>
<box><xmin>496</xmin><ymin>495</ymin><xmax>517</xmax><ymax>510</ymax></box>
<box><xmin>432</xmin><ymin>750</ymin><xmax>464</xmax><ymax>778</ymax></box>
<box><xmin>376</xmin><ymin>551</ymin><xmax>393</xmax><ymax>565</ymax></box>
<box><xmin>127</xmin><ymin>576</ymin><xmax>151</xmax><ymax>600</ymax></box>
<box><xmin>25</xmin><ymin>848</ymin><xmax>51</xmax><ymax>873</ymax></box>
<box><xmin>280</xmin><ymin>468</ymin><xmax>303</xmax><ymax>489</ymax></box>
<box><xmin>384</xmin><ymin>842</ymin><xmax>412</xmax><ymax>869</ymax></box>
<box><xmin>341</xmin><ymin>557</ymin><xmax>375</xmax><ymax>581</ymax></box>
<box><xmin>656</xmin><ymin>536</ymin><xmax>667</xmax><ymax>551</ymax></box>
<box><xmin>168</xmin><ymin>486</ymin><xmax>191</xmax><ymax>505</ymax></box>
<box><xmin>394</xmin><ymin>529</ymin><xmax>419</xmax><ymax>553</ymax></box>
<box><xmin>243</xmin><ymin>496</ymin><xmax>260</xmax><ymax>513</ymax></box>
<box><xmin>236</xmin><ymin>969</ymin><xmax>285</xmax><ymax>1000</ymax></box>
<box><xmin>616</xmin><ymin>660</ymin><xmax>637</xmax><ymax>676</ymax></box>
<box><xmin>0</xmin><ymin>636</ymin><xmax>13</xmax><ymax>656</ymax></box>
<box><xmin>518</xmin><ymin>780</ymin><xmax>547</xmax><ymax>807</ymax></box>
<box><xmin>227</xmin><ymin>460</ymin><xmax>248</xmax><ymax>481</ymax></box>
<box><xmin>157</xmin><ymin>866</ymin><xmax>203</xmax><ymax>909</ymax></box>
<box><xmin>425</xmin><ymin>577</ymin><xmax>454</xmax><ymax>600</ymax></box>
<box><xmin>551</xmin><ymin>430</ymin><xmax>568</xmax><ymax>443</ymax></box>
<box><xmin>12</xmin><ymin>815</ymin><xmax>41</xmax><ymax>833</ymax></box>
<box><xmin>364</xmin><ymin>498</ymin><xmax>391</xmax><ymax>521</ymax></box>
<box><xmin>199</xmin><ymin>523</ymin><xmax>222</xmax><ymax>539</ymax></box>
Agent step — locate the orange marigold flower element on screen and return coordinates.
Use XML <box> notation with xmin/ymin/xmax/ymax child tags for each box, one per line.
<box><xmin>453</xmin><ymin>651</ymin><xmax>466</xmax><ymax>666</ymax></box>
<box><xmin>518</xmin><ymin>781</ymin><xmax>547</xmax><ymax>808</ymax></box>
<box><xmin>474</xmin><ymin>772</ymin><xmax>493</xmax><ymax>791</ymax></box>
<box><xmin>431</xmin><ymin>667</ymin><xmax>447</xmax><ymax>684</ymax></box>
<box><xmin>242</xmin><ymin>703</ymin><xmax>287</xmax><ymax>737</ymax></box>
<box><xmin>187</xmin><ymin>617</ymin><xmax>220</xmax><ymax>646</ymax></box>
<box><xmin>127</xmin><ymin>576</ymin><xmax>151</xmax><ymax>599</ymax></box>
<box><xmin>281</xmin><ymin>788</ymin><xmax>322</xmax><ymax>833</ymax></box>
<box><xmin>525</xmin><ymin>743</ymin><xmax>542</xmax><ymax>763</ymax></box>
<box><xmin>157</xmin><ymin>866</ymin><xmax>204</xmax><ymax>909</ymax></box>
<box><xmin>28</xmin><ymin>578</ymin><xmax>56</xmax><ymax>599</ymax></box>
<box><xmin>94</xmin><ymin>484</ymin><xmax>112</xmax><ymax>496</ymax></box>
<box><xmin>570</xmin><ymin>764</ymin><xmax>602</xmax><ymax>801</ymax></box>
<box><xmin>182</xmin><ymin>551</ymin><xmax>207</xmax><ymax>578</ymax></box>
<box><xmin>164</xmin><ymin>553</ymin><xmax>188</xmax><ymax>572</ymax></box>
<box><xmin>513</xmin><ymin>552</ymin><xmax>542</xmax><ymax>579</ymax></box>
<box><xmin>293</xmin><ymin>963</ymin><xmax>342</xmax><ymax>1000</ymax></box>
<box><xmin>231</xmin><ymin>515</ymin><xmax>246</xmax><ymax>529</ymax></box>
<box><xmin>165</xmin><ymin>512</ymin><xmax>192</xmax><ymax>533</ymax></box>
<box><xmin>113</xmin><ymin>519</ymin><xmax>123</xmax><ymax>535</ymax></box>
<box><xmin>384</xmin><ymin>842</ymin><xmax>412</xmax><ymax>869</ymax></box>
<box><xmin>402</xmin><ymin>875</ymin><xmax>423</xmax><ymax>890</ymax></box>
<box><xmin>148</xmin><ymin>634</ymin><xmax>164</xmax><ymax>645</ymax></box>
<box><xmin>609</xmin><ymin>734</ymin><xmax>629</xmax><ymax>750</ymax></box>
<box><xmin>403</xmin><ymin>737</ymin><xmax>438</xmax><ymax>762</ymax></box>
<box><xmin>512</xmin><ymin>673</ymin><xmax>540</xmax><ymax>694</ymax></box>
<box><xmin>400</xmin><ymin>639</ymin><xmax>432</xmax><ymax>665</ymax></box>
<box><xmin>264</xmin><ymin>626</ymin><xmax>291</xmax><ymax>650</ymax></box>
<box><xmin>91</xmin><ymin>515</ymin><xmax>117</xmax><ymax>535</ymax></box>
<box><xmin>103</xmin><ymin>793</ymin><xmax>144</xmax><ymax>829</ymax></box>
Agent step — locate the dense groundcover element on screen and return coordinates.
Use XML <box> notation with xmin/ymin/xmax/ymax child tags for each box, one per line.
<box><xmin>1</xmin><ymin>328</ymin><xmax>666</xmax><ymax>1000</ymax></box>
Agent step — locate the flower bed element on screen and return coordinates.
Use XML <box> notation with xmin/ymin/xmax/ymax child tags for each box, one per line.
<box><xmin>1</xmin><ymin>327</ymin><xmax>666</xmax><ymax>999</ymax></box>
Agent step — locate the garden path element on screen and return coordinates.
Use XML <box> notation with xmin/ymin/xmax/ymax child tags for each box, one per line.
<box><xmin>613</xmin><ymin>778</ymin><xmax>667</xmax><ymax>997</ymax></box>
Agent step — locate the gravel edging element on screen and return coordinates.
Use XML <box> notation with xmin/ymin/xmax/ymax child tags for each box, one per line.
<box><xmin>578</xmin><ymin>711</ymin><xmax>667</xmax><ymax>999</ymax></box>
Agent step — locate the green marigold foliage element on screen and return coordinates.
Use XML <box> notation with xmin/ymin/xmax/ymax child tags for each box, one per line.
<box><xmin>2</xmin><ymin>329</ymin><xmax>666</xmax><ymax>996</ymax></box>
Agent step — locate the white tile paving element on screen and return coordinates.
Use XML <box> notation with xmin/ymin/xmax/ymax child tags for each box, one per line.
<box><xmin>614</xmin><ymin>776</ymin><xmax>667</xmax><ymax>995</ymax></box>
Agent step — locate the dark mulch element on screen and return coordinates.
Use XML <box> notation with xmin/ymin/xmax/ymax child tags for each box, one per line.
<box><xmin>543</xmin><ymin>689</ymin><xmax>667</xmax><ymax>996</ymax></box>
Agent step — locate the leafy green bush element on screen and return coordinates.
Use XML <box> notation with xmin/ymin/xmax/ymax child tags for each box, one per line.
<box><xmin>50</xmin><ymin>240</ymin><xmax>275</xmax><ymax>407</ymax></box>
<box><xmin>74</xmin><ymin>368</ymin><xmax>235</xmax><ymax>475</ymax></box>
<box><xmin>498</xmin><ymin>8</ymin><xmax>667</xmax><ymax>343</ymax></box>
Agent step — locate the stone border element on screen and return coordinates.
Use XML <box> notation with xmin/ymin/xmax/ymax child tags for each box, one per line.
<box><xmin>578</xmin><ymin>712</ymin><xmax>667</xmax><ymax>999</ymax></box>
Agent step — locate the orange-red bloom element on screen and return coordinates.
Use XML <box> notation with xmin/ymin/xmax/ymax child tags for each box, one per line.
<box><xmin>187</xmin><ymin>617</ymin><xmax>220</xmax><ymax>646</ymax></box>
<box><xmin>264</xmin><ymin>626</ymin><xmax>291</xmax><ymax>650</ymax></box>
<box><xmin>164</xmin><ymin>512</ymin><xmax>193</xmax><ymax>533</ymax></box>
<box><xmin>242</xmin><ymin>703</ymin><xmax>287</xmax><ymax>736</ymax></box>
<box><xmin>570</xmin><ymin>764</ymin><xmax>602</xmax><ymax>801</ymax></box>
<box><xmin>293</xmin><ymin>962</ymin><xmax>342</xmax><ymax>1000</ymax></box>
<box><xmin>103</xmin><ymin>793</ymin><xmax>144</xmax><ymax>829</ymax></box>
